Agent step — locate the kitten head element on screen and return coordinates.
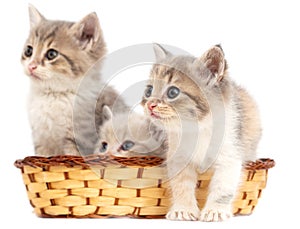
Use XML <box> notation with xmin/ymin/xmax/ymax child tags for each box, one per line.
<box><xmin>141</xmin><ymin>43</ymin><xmax>229</xmax><ymax>121</ymax></box>
<box><xmin>95</xmin><ymin>106</ymin><xmax>167</xmax><ymax>157</ymax></box>
<box><xmin>21</xmin><ymin>5</ymin><xmax>106</xmax><ymax>83</ymax></box>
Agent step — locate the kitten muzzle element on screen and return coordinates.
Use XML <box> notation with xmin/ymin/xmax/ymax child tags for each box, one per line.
<box><xmin>28</xmin><ymin>62</ymin><xmax>41</xmax><ymax>80</ymax></box>
<box><xmin>28</xmin><ymin>63</ymin><xmax>38</xmax><ymax>73</ymax></box>
<box><xmin>147</xmin><ymin>102</ymin><xmax>157</xmax><ymax>111</ymax></box>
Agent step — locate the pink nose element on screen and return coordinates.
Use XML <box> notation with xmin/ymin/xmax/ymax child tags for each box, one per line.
<box><xmin>28</xmin><ymin>63</ymin><xmax>37</xmax><ymax>73</ymax></box>
<box><xmin>148</xmin><ymin>102</ymin><xmax>157</xmax><ymax>111</ymax></box>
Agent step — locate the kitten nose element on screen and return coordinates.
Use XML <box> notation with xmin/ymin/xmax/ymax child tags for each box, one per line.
<box><xmin>148</xmin><ymin>102</ymin><xmax>157</xmax><ymax>111</ymax></box>
<box><xmin>28</xmin><ymin>63</ymin><xmax>38</xmax><ymax>72</ymax></box>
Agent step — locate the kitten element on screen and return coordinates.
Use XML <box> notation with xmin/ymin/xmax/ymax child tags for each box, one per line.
<box><xmin>21</xmin><ymin>5</ymin><xmax>127</xmax><ymax>156</ymax></box>
<box><xmin>94</xmin><ymin>106</ymin><xmax>166</xmax><ymax>158</ymax></box>
<box><xmin>141</xmin><ymin>44</ymin><xmax>261</xmax><ymax>221</ymax></box>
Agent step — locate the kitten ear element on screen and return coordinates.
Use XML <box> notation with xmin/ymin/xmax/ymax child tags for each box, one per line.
<box><xmin>28</xmin><ymin>4</ymin><xmax>45</xmax><ymax>28</ymax></box>
<box><xmin>153</xmin><ymin>43</ymin><xmax>171</xmax><ymax>62</ymax></box>
<box><xmin>197</xmin><ymin>44</ymin><xmax>227</xmax><ymax>83</ymax></box>
<box><xmin>102</xmin><ymin>105</ymin><xmax>113</xmax><ymax>122</ymax></box>
<box><xmin>71</xmin><ymin>12</ymin><xmax>102</xmax><ymax>48</ymax></box>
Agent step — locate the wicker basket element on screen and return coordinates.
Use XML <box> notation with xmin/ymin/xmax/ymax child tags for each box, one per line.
<box><xmin>14</xmin><ymin>155</ymin><xmax>275</xmax><ymax>218</ymax></box>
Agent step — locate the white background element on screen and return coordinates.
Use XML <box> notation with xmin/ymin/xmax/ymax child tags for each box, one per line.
<box><xmin>0</xmin><ymin>0</ymin><xmax>299</xmax><ymax>228</ymax></box>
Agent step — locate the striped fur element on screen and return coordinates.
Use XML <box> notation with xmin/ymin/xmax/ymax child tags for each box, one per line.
<box><xmin>142</xmin><ymin>44</ymin><xmax>261</xmax><ymax>221</ymax></box>
<box><xmin>21</xmin><ymin>5</ymin><xmax>127</xmax><ymax>156</ymax></box>
<box><xmin>94</xmin><ymin>106</ymin><xmax>167</xmax><ymax>157</ymax></box>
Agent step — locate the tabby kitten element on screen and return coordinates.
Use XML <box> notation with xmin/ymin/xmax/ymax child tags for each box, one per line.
<box><xmin>141</xmin><ymin>44</ymin><xmax>261</xmax><ymax>221</ymax></box>
<box><xmin>95</xmin><ymin>106</ymin><xmax>166</xmax><ymax>158</ymax></box>
<box><xmin>21</xmin><ymin>5</ymin><xmax>127</xmax><ymax>156</ymax></box>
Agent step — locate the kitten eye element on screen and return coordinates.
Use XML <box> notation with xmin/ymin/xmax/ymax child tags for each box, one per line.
<box><xmin>144</xmin><ymin>85</ymin><xmax>153</xmax><ymax>98</ymax></box>
<box><xmin>99</xmin><ymin>142</ymin><xmax>108</xmax><ymax>153</ymax></box>
<box><xmin>24</xmin><ymin>46</ymin><xmax>33</xmax><ymax>58</ymax></box>
<box><xmin>167</xmin><ymin>86</ymin><xmax>180</xmax><ymax>99</ymax></box>
<box><xmin>121</xmin><ymin>140</ymin><xmax>135</xmax><ymax>151</ymax></box>
<box><xmin>46</xmin><ymin>49</ymin><xmax>59</xmax><ymax>60</ymax></box>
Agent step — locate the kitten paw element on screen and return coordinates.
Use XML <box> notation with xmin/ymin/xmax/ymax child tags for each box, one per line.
<box><xmin>166</xmin><ymin>208</ymin><xmax>200</xmax><ymax>221</ymax></box>
<box><xmin>200</xmin><ymin>207</ymin><xmax>232</xmax><ymax>222</ymax></box>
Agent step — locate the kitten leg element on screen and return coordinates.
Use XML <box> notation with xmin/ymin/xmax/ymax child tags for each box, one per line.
<box><xmin>166</xmin><ymin>163</ymin><xmax>200</xmax><ymax>221</ymax></box>
<box><xmin>200</xmin><ymin>157</ymin><xmax>242</xmax><ymax>222</ymax></box>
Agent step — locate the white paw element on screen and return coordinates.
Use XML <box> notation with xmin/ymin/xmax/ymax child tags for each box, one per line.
<box><xmin>166</xmin><ymin>208</ymin><xmax>200</xmax><ymax>221</ymax></box>
<box><xmin>200</xmin><ymin>207</ymin><xmax>232</xmax><ymax>222</ymax></box>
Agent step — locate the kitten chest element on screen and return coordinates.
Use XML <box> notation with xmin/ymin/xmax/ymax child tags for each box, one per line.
<box><xmin>28</xmin><ymin>92</ymin><xmax>75</xmax><ymax>143</ymax></box>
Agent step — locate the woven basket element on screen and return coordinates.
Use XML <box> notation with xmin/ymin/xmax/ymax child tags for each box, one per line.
<box><xmin>14</xmin><ymin>155</ymin><xmax>275</xmax><ymax>218</ymax></box>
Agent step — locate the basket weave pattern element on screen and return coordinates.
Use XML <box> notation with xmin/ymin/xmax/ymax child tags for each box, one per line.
<box><xmin>15</xmin><ymin>156</ymin><xmax>275</xmax><ymax>218</ymax></box>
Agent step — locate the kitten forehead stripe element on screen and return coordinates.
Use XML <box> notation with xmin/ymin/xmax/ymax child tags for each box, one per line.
<box><xmin>43</xmin><ymin>26</ymin><xmax>57</xmax><ymax>42</ymax></box>
<box><xmin>165</xmin><ymin>67</ymin><xmax>176</xmax><ymax>84</ymax></box>
<box><xmin>46</xmin><ymin>38</ymin><xmax>54</xmax><ymax>48</ymax></box>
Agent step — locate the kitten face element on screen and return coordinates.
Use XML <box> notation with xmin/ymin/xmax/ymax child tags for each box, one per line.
<box><xmin>21</xmin><ymin>5</ymin><xmax>106</xmax><ymax>82</ymax></box>
<box><xmin>141</xmin><ymin>62</ymin><xmax>210</xmax><ymax>121</ymax></box>
<box><xmin>141</xmin><ymin>44</ymin><xmax>229</xmax><ymax>122</ymax></box>
<box><xmin>95</xmin><ymin>107</ymin><xmax>166</xmax><ymax>157</ymax></box>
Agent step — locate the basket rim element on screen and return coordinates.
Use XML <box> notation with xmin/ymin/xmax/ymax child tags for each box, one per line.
<box><xmin>14</xmin><ymin>155</ymin><xmax>275</xmax><ymax>170</ymax></box>
<box><xmin>14</xmin><ymin>155</ymin><xmax>165</xmax><ymax>169</ymax></box>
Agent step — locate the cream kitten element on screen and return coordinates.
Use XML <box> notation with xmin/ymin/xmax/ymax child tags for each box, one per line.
<box><xmin>141</xmin><ymin>44</ymin><xmax>261</xmax><ymax>221</ymax></box>
<box><xmin>21</xmin><ymin>5</ymin><xmax>127</xmax><ymax>156</ymax></box>
<box><xmin>94</xmin><ymin>106</ymin><xmax>166</xmax><ymax>158</ymax></box>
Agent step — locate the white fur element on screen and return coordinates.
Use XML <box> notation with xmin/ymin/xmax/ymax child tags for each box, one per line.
<box><xmin>166</xmin><ymin>99</ymin><xmax>244</xmax><ymax>221</ymax></box>
<box><xmin>147</xmin><ymin>44</ymin><xmax>261</xmax><ymax>222</ymax></box>
<box><xmin>28</xmin><ymin>78</ymin><xmax>81</xmax><ymax>156</ymax></box>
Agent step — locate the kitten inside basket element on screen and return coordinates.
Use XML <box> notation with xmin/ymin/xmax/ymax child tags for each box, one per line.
<box><xmin>94</xmin><ymin>106</ymin><xmax>167</xmax><ymax>159</ymax></box>
<box><xmin>21</xmin><ymin>5</ymin><xmax>127</xmax><ymax>156</ymax></box>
